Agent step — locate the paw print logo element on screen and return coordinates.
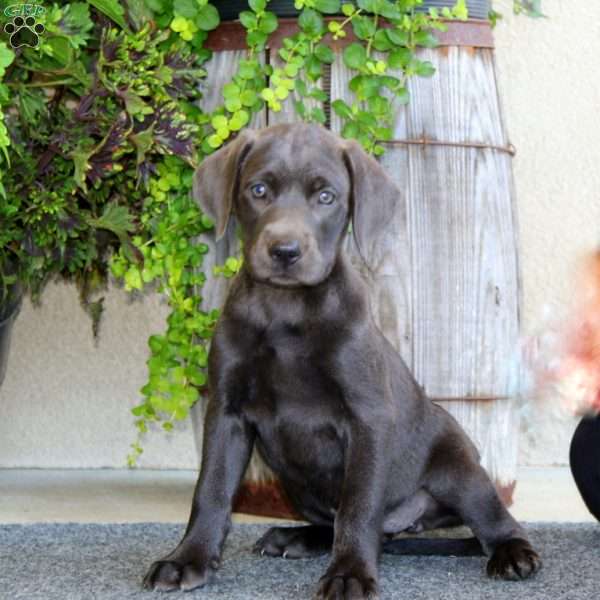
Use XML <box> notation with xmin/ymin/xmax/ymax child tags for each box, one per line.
<box><xmin>4</xmin><ymin>15</ymin><xmax>45</xmax><ymax>49</ymax></box>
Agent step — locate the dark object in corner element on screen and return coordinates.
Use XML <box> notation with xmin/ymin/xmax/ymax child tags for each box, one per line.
<box><xmin>0</xmin><ymin>284</ymin><xmax>22</xmax><ymax>387</ymax></box>
<box><xmin>570</xmin><ymin>413</ymin><xmax>600</xmax><ymax>521</ymax></box>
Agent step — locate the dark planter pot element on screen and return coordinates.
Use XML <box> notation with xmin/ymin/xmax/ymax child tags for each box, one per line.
<box><xmin>570</xmin><ymin>413</ymin><xmax>600</xmax><ymax>522</ymax></box>
<box><xmin>217</xmin><ymin>1</ymin><xmax>490</xmax><ymax>21</ymax></box>
<box><xmin>0</xmin><ymin>285</ymin><xmax>22</xmax><ymax>388</ymax></box>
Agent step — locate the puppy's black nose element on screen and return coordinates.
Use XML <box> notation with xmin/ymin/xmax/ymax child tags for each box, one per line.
<box><xmin>269</xmin><ymin>240</ymin><xmax>301</xmax><ymax>266</ymax></box>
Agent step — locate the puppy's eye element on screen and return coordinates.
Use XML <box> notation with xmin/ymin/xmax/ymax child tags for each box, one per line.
<box><xmin>251</xmin><ymin>183</ymin><xmax>267</xmax><ymax>198</ymax></box>
<box><xmin>318</xmin><ymin>190</ymin><xmax>335</xmax><ymax>205</ymax></box>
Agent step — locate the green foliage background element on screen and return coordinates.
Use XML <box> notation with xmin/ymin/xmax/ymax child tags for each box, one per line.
<box><xmin>0</xmin><ymin>0</ymin><xmax>542</xmax><ymax>464</ymax></box>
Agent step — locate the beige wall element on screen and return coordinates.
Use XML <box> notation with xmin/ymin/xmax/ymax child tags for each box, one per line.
<box><xmin>1</xmin><ymin>1</ymin><xmax>599</xmax><ymax>468</ymax></box>
<box><xmin>0</xmin><ymin>282</ymin><xmax>198</xmax><ymax>468</ymax></box>
<box><xmin>495</xmin><ymin>0</ymin><xmax>600</xmax><ymax>464</ymax></box>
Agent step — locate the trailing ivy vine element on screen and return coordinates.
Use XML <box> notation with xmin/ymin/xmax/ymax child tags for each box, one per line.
<box><xmin>0</xmin><ymin>0</ymin><xmax>543</xmax><ymax>465</ymax></box>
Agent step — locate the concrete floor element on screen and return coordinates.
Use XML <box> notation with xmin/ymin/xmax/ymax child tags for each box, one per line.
<box><xmin>0</xmin><ymin>467</ymin><xmax>594</xmax><ymax>524</ymax></box>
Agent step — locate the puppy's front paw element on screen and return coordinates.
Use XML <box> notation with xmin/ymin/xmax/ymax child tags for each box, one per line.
<box><xmin>315</xmin><ymin>562</ymin><xmax>379</xmax><ymax>600</ymax></box>
<box><xmin>142</xmin><ymin>549</ymin><xmax>218</xmax><ymax>592</ymax></box>
<box><xmin>487</xmin><ymin>538</ymin><xmax>541</xmax><ymax>581</ymax></box>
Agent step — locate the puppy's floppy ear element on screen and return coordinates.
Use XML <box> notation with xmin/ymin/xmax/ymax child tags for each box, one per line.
<box><xmin>342</xmin><ymin>139</ymin><xmax>401</xmax><ymax>264</ymax></box>
<box><xmin>192</xmin><ymin>129</ymin><xmax>256</xmax><ymax>240</ymax></box>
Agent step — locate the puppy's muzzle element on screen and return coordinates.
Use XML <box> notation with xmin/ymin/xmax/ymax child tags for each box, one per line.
<box><xmin>269</xmin><ymin>239</ymin><xmax>302</xmax><ymax>267</ymax></box>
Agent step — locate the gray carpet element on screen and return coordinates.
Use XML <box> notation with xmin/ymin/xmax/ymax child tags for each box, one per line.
<box><xmin>0</xmin><ymin>522</ymin><xmax>598</xmax><ymax>599</ymax></box>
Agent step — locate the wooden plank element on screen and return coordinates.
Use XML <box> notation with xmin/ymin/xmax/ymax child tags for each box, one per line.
<box><xmin>330</xmin><ymin>52</ymin><xmax>414</xmax><ymax>364</ymax></box>
<box><xmin>191</xmin><ymin>50</ymin><xmax>275</xmax><ymax>487</ymax></box>
<box><xmin>404</xmin><ymin>47</ymin><xmax>506</xmax><ymax>145</ymax></box>
<box><xmin>194</xmin><ymin>50</ymin><xmax>266</xmax><ymax>322</ymax></box>
<box><xmin>402</xmin><ymin>47</ymin><xmax>519</xmax><ymax>400</ymax></box>
<box><xmin>406</xmin><ymin>48</ymin><xmax>520</xmax><ymax>488</ymax></box>
<box><xmin>331</xmin><ymin>46</ymin><xmax>520</xmax><ymax>489</ymax></box>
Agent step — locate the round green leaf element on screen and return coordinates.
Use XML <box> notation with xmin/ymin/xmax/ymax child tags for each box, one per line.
<box><xmin>222</xmin><ymin>82</ymin><xmax>240</xmax><ymax>98</ymax></box>
<box><xmin>388</xmin><ymin>48</ymin><xmax>412</xmax><ymax>69</ymax></box>
<box><xmin>216</xmin><ymin>126</ymin><xmax>230</xmax><ymax>140</ymax></box>
<box><xmin>295</xmin><ymin>79</ymin><xmax>308</xmax><ymax>96</ymax></box>
<box><xmin>249</xmin><ymin>0</ymin><xmax>267</xmax><ymax>11</ymax></box>
<box><xmin>314</xmin><ymin>0</ymin><xmax>341</xmax><ymax>14</ymax></box>
<box><xmin>331</xmin><ymin>99</ymin><xmax>353</xmax><ymax>119</ymax></box>
<box><xmin>372</xmin><ymin>29</ymin><xmax>392</xmax><ymax>51</ymax></box>
<box><xmin>240</xmin><ymin>89</ymin><xmax>258</xmax><ymax>106</ymax></box>
<box><xmin>356</xmin><ymin>110</ymin><xmax>377</xmax><ymax>127</ymax></box>
<box><xmin>125</xmin><ymin>267</ymin><xmax>143</xmax><ymax>290</ymax></box>
<box><xmin>225</xmin><ymin>96</ymin><xmax>242</xmax><ymax>112</ymax></box>
<box><xmin>238</xmin><ymin>60</ymin><xmax>257</xmax><ymax>79</ymax></box>
<box><xmin>274</xmin><ymin>86</ymin><xmax>289</xmax><ymax>100</ymax></box>
<box><xmin>259</xmin><ymin>11</ymin><xmax>278</xmax><ymax>34</ymax></box>
<box><xmin>379</xmin><ymin>0</ymin><xmax>401</xmax><ymax>19</ymax></box>
<box><xmin>261</xmin><ymin>88</ymin><xmax>275</xmax><ymax>101</ymax></box>
<box><xmin>196</xmin><ymin>3</ymin><xmax>219</xmax><ymax>30</ymax></box>
<box><xmin>298</xmin><ymin>8</ymin><xmax>323</xmax><ymax>36</ymax></box>
<box><xmin>211</xmin><ymin>114</ymin><xmax>228</xmax><ymax>129</ymax></box>
<box><xmin>395</xmin><ymin>86</ymin><xmax>410</xmax><ymax>104</ymax></box>
<box><xmin>341</xmin><ymin>3</ymin><xmax>355</xmax><ymax>16</ymax></box>
<box><xmin>343</xmin><ymin>43</ymin><xmax>367</xmax><ymax>70</ymax></box>
<box><xmin>311</xmin><ymin>106</ymin><xmax>326</xmax><ymax>124</ymax></box>
<box><xmin>246</xmin><ymin>30</ymin><xmax>268</xmax><ymax>48</ymax></box>
<box><xmin>352</xmin><ymin>15</ymin><xmax>376</xmax><ymax>40</ymax></box>
<box><xmin>225</xmin><ymin>257</ymin><xmax>239</xmax><ymax>271</ymax></box>
<box><xmin>239</xmin><ymin>10</ymin><xmax>258</xmax><ymax>29</ymax></box>
<box><xmin>284</xmin><ymin>63</ymin><xmax>300</xmax><ymax>77</ymax></box>
<box><xmin>310</xmin><ymin>88</ymin><xmax>327</xmax><ymax>102</ymax></box>
<box><xmin>305</xmin><ymin>54</ymin><xmax>322</xmax><ymax>81</ymax></box>
<box><xmin>414</xmin><ymin>31</ymin><xmax>440</xmax><ymax>48</ymax></box>
<box><xmin>414</xmin><ymin>60</ymin><xmax>436</xmax><ymax>77</ymax></box>
<box><xmin>386</xmin><ymin>28</ymin><xmax>409</xmax><ymax>46</ymax></box>
<box><xmin>229</xmin><ymin>110</ymin><xmax>249</xmax><ymax>131</ymax></box>
<box><xmin>207</xmin><ymin>134</ymin><xmax>222</xmax><ymax>148</ymax></box>
<box><xmin>314</xmin><ymin>44</ymin><xmax>335</xmax><ymax>64</ymax></box>
<box><xmin>201</xmin><ymin>214</ymin><xmax>214</xmax><ymax>228</ymax></box>
<box><xmin>342</xmin><ymin>121</ymin><xmax>360</xmax><ymax>139</ymax></box>
<box><xmin>294</xmin><ymin>99</ymin><xmax>307</xmax><ymax>118</ymax></box>
<box><xmin>173</xmin><ymin>0</ymin><xmax>198</xmax><ymax>18</ymax></box>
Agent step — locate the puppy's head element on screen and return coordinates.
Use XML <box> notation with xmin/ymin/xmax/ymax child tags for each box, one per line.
<box><xmin>193</xmin><ymin>123</ymin><xmax>399</xmax><ymax>287</ymax></box>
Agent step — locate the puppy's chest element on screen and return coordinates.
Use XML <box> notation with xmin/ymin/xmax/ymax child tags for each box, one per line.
<box><xmin>243</xmin><ymin>323</ymin><xmax>347</xmax><ymax>486</ymax></box>
<box><xmin>242</xmin><ymin>322</ymin><xmax>343</xmax><ymax>420</ymax></box>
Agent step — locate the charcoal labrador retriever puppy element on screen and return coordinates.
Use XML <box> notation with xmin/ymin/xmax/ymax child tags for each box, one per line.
<box><xmin>143</xmin><ymin>123</ymin><xmax>541</xmax><ymax>598</ymax></box>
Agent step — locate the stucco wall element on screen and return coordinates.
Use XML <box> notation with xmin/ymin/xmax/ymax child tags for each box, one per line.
<box><xmin>1</xmin><ymin>1</ymin><xmax>599</xmax><ymax>468</ymax></box>
<box><xmin>0</xmin><ymin>282</ymin><xmax>198</xmax><ymax>468</ymax></box>
<box><xmin>495</xmin><ymin>0</ymin><xmax>600</xmax><ymax>464</ymax></box>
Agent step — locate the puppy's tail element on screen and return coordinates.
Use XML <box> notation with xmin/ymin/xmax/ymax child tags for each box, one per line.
<box><xmin>382</xmin><ymin>537</ymin><xmax>484</xmax><ymax>556</ymax></box>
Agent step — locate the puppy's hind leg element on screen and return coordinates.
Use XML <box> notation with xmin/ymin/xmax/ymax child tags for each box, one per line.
<box><xmin>253</xmin><ymin>525</ymin><xmax>333</xmax><ymax>559</ymax></box>
<box><xmin>426</xmin><ymin>445</ymin><xmax>541</xmax><ymax>580</ymax></box>
<box><xmin>382</xmin><ymin>489</ymin><xmax>484</xmax><ymax>557</ymax></box>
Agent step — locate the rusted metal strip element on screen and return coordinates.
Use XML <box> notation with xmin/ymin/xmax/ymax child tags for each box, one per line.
<box><xmin>435</xmin><ymin>19</ymin><xmax>493</xmax><ymax>48</ymax></box>
<box><xmin>383</xmin><ymin>137</ymin><xmax>516</xmax><ymax>156</ymax></box>
<box><xmin>431</xmin><ymin>395</ymin><xmax>513</xmax><ymax>403</ymax></box>
<box><xmin>205</xmin><ymin>18</ymin><xmax>494</xmax><ymax>52</ymax></box>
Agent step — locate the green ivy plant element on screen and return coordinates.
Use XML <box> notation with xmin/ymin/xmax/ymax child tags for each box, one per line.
<box><xmin>0</xmin><ymin>0</ymin><xmax>543</xmax><ymax>465</ymax></box>
<box><xmin>490</xmin><ymin>1</ymin><xmax>544</xmax><ymax>26</ymax></box>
